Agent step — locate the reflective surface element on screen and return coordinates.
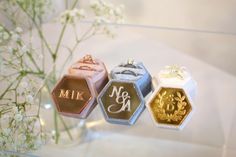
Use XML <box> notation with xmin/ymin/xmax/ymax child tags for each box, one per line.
<box><xmin>99</xmin><ymin>81</ymin><xmax>143</xmax><ymax>124</ymax></box>
<box><xmin>51</xmin><ymin>75</ymin><xmax>92</xmax><ymax>115</ymax></box>
<box><xmin>149</xmin><ymin>87</ymin><xmax>192</xmax><ymax>126</ymax></box>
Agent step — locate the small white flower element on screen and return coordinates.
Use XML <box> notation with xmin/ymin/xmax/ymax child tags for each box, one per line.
<box><xmin>69</xmin><ymin>9</ymin><xmax>77</xmax><ymax>17</ymax></box>
<box><xmin>14</xmin><ymin>113</ymin><xmax>23</xmax><ymax>122</ymax></box>
<box><xmin>52</xmin><ymin>130</ymin><xmax>56</xmax><ymax>135</ymax></box>
<box><xmin>26</xmin><ymin>94</ymin><xmax>34</xmax><ymax>104</ymax></box>
<box><xmin>115</xmin><ymin>7</ymin><xmax>122</xmax><ymax>16</ymax></box>
<box><xmin>59</xmin><ymin>8</ymin><xmax>86</xmax><ymax>24</ymax></box>
<box><xmin>90</xmin><ymin>0</ymin><xmax>99</xmax><ymax>7</ymax></box>
<box><xmin>90</xmin><ymin>0</ymin><xmax>125</xmax><ymax>26</ymax></box>
<box><xmin>15</xmin><ymin>27</ymin><xmax>23</xmax><ymax>33</ymax></box>
<box><xmin>77</xmin><ymin>9</ymin><xmax>85</xmax><ymax>17</ymax></box>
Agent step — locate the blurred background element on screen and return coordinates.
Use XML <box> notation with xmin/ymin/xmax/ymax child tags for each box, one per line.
<box><xmin>84</xmin><ymin>0</ymin><xmax>230</xmax><ymax>77</ymax></box>
<box><xmin>85</xmin><ymin>0</ymin><xmax>236</xmax><ymax>75</ymax></box>
<box><xmin>1</xmin><ymin>0</ymin><xmax>235</xmax><ymax>75</ymax></box>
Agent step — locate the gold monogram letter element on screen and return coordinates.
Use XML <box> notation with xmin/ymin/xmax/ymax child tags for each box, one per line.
<box><xmin>59</xmin><ymin>89</ymin><xmax>69</xmax><ymax>99</ymax></box>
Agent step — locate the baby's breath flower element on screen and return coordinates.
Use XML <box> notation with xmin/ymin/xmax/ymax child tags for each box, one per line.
<box><xmin>59</xmin><ymin>8</ymin><xmax>86</xmax><ymax>24</ymax></box>
<box><xmin>2</xmin><ymin>32</ymin><xmax>9</xmax><ymax>40</ymax></box>
<box><xmin>90</xmin><ymin>0</ymin><xmax>125</xmax><ymax>27</ymax></box>
<box><xmin>78</xmin><ymin>9</ymin><xmax>85</xmax><ymax>17</ymax></box>
<box><xmin>0</xmin><ymin>0</ymin><xmax>125</xmax><ymax>154</ymax></box>
<box><xmin>115</xmin><ymin>7</ymin><xmax>122</xmax><ymax>16</ymax></box>
<box><xmin>15</xmin><ymin>27</ymin><xmax>23</xmax><ymax>33</ymax></box>
<box><xmin>0</xmin><ymin>26</ymin><xmax>10</xmax><ymax>43</ymax></box>
<box><xmin>14</xmin><ymin>113</ymin><xmax>23</xmax><ymax>122</ymax></box>
<box><xmin>90</xmin><ymin>0</ymin><xmax>97</xmax><ymax>7</ymax></box>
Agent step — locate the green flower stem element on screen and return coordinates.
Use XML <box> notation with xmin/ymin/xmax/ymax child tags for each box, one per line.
<box><xmin>0</xmin><ymin>107</ymin><xmax>12</xmax><ymax>116</ymax></box>
<box><xmin>1</xmin><ymin>57</ymin><xmax>19</xmax><ymax>70</ymax></box>
<box><xmin>58</xmin><ymin>47</ymin><xmax>73</xmax><ymax>76</ymax></box>
<box><xmin>0</xmin><ymin>75</ymin><xmax>21</xmax><ymax>100</ymax></box>
<box><xmin>16</xmin><ymin>2</ymin><xmax>54</xmax><ymax>56</ymax></box>
<box><xmin>53</xmin><ymin>23</ymin><xmax>67</xmax><ymax>61</ymax></box>
<box><xmin>53</xmin><ymin>0</ymin><xmax>79</xmax><ymax>59</ymax></box>
<box><xmin>35</xmin><ymin>24</ymin><xmax>54</xmax><ymax>56</ymax></box>
<box><xmin>49</xmin><ymin>0</ymin><xmax>79</xmax><ymax>143</ymax></box>
<box><xmin>39</xmin><ymin>24</ymin><xmax>46</xmax><ymax>72</ymax></box>
<box><xmin>15</xmin><ymin>1</ymin><xmax>77</xmax><ymax>144</ymax></box>
<box><xmin>17</xmin><ymin>40</ymin><xmax>42</xmax><ymax>72</ymax></box>
<box><xmin>25</xmin><ymin>51</ymin><xmax>42</xmax><ymax>72</ymax></box>
<box><xmin>54</xmin><ymin>109</ymin><xmax>60</xmax><ymax>144</ymax></box>
<box><xmin>69</xmin><ymin>25</ymin><xmax>94</xmax><ymax>54</ymax></box>
<box><xmin>5</xmin><ymin>0</ymin><xmax>94</xmax><ymax>145</ymax></box>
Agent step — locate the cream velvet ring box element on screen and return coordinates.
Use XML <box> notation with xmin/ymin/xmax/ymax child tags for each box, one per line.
<box><xmin>147</xmin><ymin>65</ymin><xmax>197</xmax><ymax>130</ymax></box>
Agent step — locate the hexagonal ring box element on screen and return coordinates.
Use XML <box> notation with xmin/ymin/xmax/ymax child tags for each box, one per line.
<box><xmin>51</xmin><ymin>55</ymin><xmax>108</xmax><ymax>119</ymax></box>
<box><xmin>147</xmin><ymin>65</ymin><xmax>197</xmax><ymax>130</ymax></box>
<box><xmin>97</xmin><ymin>60</ymin><xmax>152</xmax><ymax>125</ymax></box>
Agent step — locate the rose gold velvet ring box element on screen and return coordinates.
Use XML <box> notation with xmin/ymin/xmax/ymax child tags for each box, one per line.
<box><xmin>51</xmin><ymin>55</ymin><xmax>108</xmax><ymax>119</ymax></box>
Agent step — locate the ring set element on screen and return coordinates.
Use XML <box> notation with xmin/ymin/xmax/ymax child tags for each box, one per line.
<box><xmin>51</xmin><ymin>55</ymin><xmax>108</xmax><ymax>119</ymax></box>
<box><xmin>97</xmin><ymin>60</ymin><xmax>152</xmax><ymax>125</ymax></box>
<box><xmin>147</xmin><ymin>65</ymin><xmax>197</xmax><ymax>129</ymax></box>
<box><xmin>51</xmin><ymin>55</ymin><xmax>197</xmax><ymax>130</ymax></box>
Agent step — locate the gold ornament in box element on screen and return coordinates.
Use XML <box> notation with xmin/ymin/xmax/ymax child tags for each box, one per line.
<box><xmin>149</xmin><ymin>87</ymin><xmax>192</xmax><ymax>126</ymax></box>
<box><xmin>147</xmin><ymin>65</ymin><xmax>197</xmax><ymax>130</ymax></box>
